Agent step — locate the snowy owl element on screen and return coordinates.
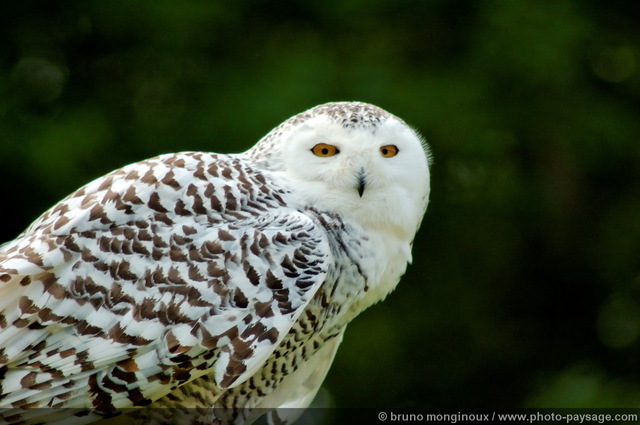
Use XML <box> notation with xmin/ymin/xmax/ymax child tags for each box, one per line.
<box><xmin>0</xmin><ymin>101</ymin><xmax>430</xmax><ymax>424</ymax></box>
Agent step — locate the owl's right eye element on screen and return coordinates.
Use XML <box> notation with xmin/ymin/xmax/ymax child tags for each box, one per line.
<box><xmin>311</xmin><ymin>144</ymin><xmax>340</xmax><ymax>157</ymax></box>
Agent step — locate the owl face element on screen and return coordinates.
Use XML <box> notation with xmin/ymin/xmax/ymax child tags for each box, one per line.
<box><xmin>281</xmin><ymin>114</ymin><xmax>430</xmax><ymax>238</ymax></box>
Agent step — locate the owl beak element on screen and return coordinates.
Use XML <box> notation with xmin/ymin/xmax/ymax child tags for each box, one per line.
<box><xmin>357</xmin><ymin>168</ymin><xmax>366</xmax><ymax>198</ymax></box>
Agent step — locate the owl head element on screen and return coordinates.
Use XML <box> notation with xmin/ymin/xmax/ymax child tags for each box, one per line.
<box><xmin>246</xmin><ymin>102</ymin><xmax>431</xmax><ymax>241</ymax></box>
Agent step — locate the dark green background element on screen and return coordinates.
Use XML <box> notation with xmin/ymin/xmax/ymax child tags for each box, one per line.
<box><xmin>1</xmin><ymin>0</ymin><xmax>640</xmax><ymax>410</ymax></box>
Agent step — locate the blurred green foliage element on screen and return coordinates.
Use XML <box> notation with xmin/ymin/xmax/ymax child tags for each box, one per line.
<box><xmin>1</xmin><ymin>0</ymin><xmax>640</xmax><ymax>410</ymax></box>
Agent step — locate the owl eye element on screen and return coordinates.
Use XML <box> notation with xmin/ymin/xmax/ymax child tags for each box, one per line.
<box><xmin>311</xmin><ymin>143</ymin><xmax>340</xmax><ymax>157</ymax></box>
<box><xmin>380</xmin><ymin>145</ymin><xmax>399</xmax><ymax>157</ymax></box>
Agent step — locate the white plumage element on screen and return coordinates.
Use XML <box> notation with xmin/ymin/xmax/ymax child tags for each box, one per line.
<box><xmin>0</xmin><ymin>102</ymin><xmax>430</xmax><ymax>424</ymax></box>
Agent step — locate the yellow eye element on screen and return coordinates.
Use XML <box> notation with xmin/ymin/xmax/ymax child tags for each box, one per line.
<box><xmin>380</xmin><ymin>145</ymin><xmax>399</xmax><ymax>157</ymax></box>
<box><xmin>311</xmin><ymin>143</ymin><xmax>339</xmax><ymax>157</ymax></box>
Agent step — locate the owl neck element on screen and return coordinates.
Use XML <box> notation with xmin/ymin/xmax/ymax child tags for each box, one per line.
<box><xmin>343</xmin><ymin>227</ymin><xmax>413</xmax><ymax>322</ymax></box>
<box><xmin>307</xmin><ymin>208</ymin><xmax>414</xmax><ymax>324</ymax></box>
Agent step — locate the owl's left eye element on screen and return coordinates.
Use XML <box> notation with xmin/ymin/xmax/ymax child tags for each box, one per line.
<box><xmin>311</xmin><ymin>144</ymin><xmax>340</xmax><ymax>157</ymax></box>
<box><xmin>380</xmin><ymin>145</ymin><xmax>399</xmax><ymax>157</ymax></box>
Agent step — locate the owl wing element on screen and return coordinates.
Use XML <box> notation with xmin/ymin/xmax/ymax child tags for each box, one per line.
<box><xmin>0</xmin><ymin>153</ymin><xmax>332</xmax><ymax>417</ymax></box>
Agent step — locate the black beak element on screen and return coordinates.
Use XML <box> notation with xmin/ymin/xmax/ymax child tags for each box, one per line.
<box><xmin>357</xmin><ymin>168</ymin><xmax>366</xmax><ymax>198</ymax></box>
